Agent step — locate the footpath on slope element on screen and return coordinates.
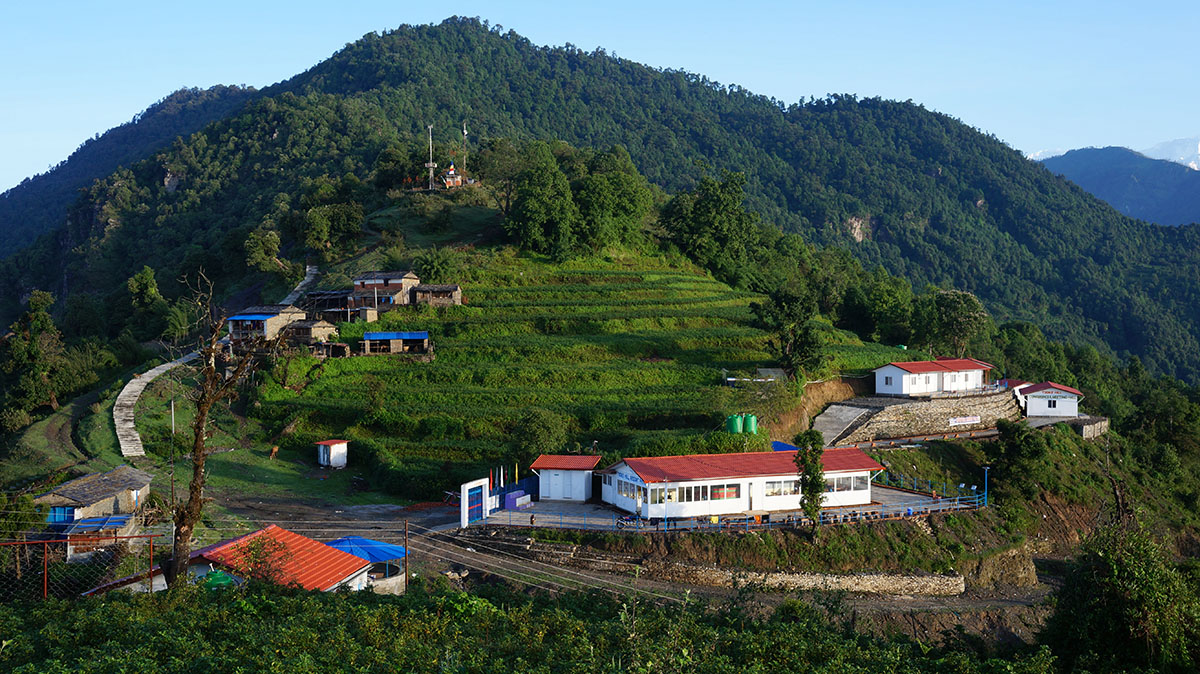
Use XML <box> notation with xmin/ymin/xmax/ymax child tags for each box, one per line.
<box><xmin>113</xmin><ymin>265</ymin><xmax>319</xmax><ymax>457</ymax></box>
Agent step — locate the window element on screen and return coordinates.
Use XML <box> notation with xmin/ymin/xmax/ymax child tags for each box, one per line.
<box><xmin>766</xmin><ymin>481</ymin><xmax>800</xmax><ymax>496</ymax></box>
<box><xmin>949</xmin><ymin>374</ymin><xmax>957</xmax><ymax>383</ymax></box>
<box><xmin>853</xmin><ymin>475</ymin><xmax>869</xmax><ymax>491</ymax></box>
<box><xmin>884</xmin><ymin>376</ymin><xmax>893</xmax><ymax>386</ymax></box>
<box><xmin>48</xmin><ymin>507</ymin><xmax>75</xmax><ymax>524</ymax></box>
<box><xmin>712</xmin><ymin>483</ymin><xmax>741</xmax><ymax>500</ymax></box>
<box><xmin>650</xmin><ymin>488</ymin><xmax>662</xmax><ymax>504</ymax></box>
<box><xmin>911</xmin><ymin>376</ymin><xmax>918</xmax><ymax>385</ymax></box>
<box><xmin>1047</xmin><ymin>399</ymin><xmax>1057</xmax><ymax>409</ymax></box>
<box><xmin>665</xmin><ymin>488</ymin><xmax>677</xmax><ymax>502</ymax></box>
<box><xmin>925</xmin><ymin>375</ymin><xmax>931</xmax><ymax>384</ymax></box>
<box><xmin>825</xmin><ymin>477</ymin><xmax>852</xmax><ymax>492</ymax></box>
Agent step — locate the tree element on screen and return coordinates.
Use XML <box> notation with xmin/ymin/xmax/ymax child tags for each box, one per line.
<box><xmin>475</xmin><ymin>137</ymin><xmax>531</xmax><ymax>216</ymax></box>
<box><xmin>662</xmin><ymin>170</ymin><xmax>760</xmax><ymax>283</ymax></box>
<box><xmin>164</xmin><ymin>275</ymin><xmax>263</xmax><ymax>588</ymax></box>
<box><xmin>506</xmin><ymin>142</ymin><xmax>578</xmax><ymax>258</ymax></box>
<box><xmin>913</xmin><ymin>287</ymin><xmax>990</xmax><ymax>357</ymax></box>
<box><xmin>792</xmin><ymin>430</ymin><xmax>825</xmax><ymax>538</ymax></box>
<box><xmin>1</xmin><ymin>290</ymin><xmax>67</xmax><ymax>413</ymax></box>
<box><xmin>989</xmin><ymin>419</ymin><xmax>1049</xmax><ymax>499</ymax></box>
<box><xmin>413</xmin><ymin>246</ymin><xmax>459</xmax><ymax>284</ymax></box>
<box><xmin>509</xmin><ymin>407</ymin><xmax>567</xmax><ymax>469</ymax></box>
<box><xmin>1041</xmin><ymin>512</ymin><xmax>1200</xmax><ymax>671</ymax></box>
<box><xmin>753</xmin><ymin>285</ymin><xmax>822</xmax><ymax>376</ymax></box>
<box><xmin>244</xmin><ymin>228</ymin><xmax>281</xmax><ymax>272</ymax></box>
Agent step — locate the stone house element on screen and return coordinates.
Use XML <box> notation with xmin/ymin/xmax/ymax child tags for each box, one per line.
<box><xmin>227</xmin><ymin>305</ymin><xmax>307</xmax><ymax>349</ymax></box>
<box><xmin>284</xmin><ymin>319</ymin><xmax>338</xmax><ymax>346</ymax></box>
<box><xmin>349</xmin><ymin>271</ymin><xmax>420</xmax><ymax>311</ymax></box>
<box><xmin>413</xmin><ymin>284</ymin><xmax>462</xmax><ymax>307</ymax></box>
<box><xmin>36</xmin><ymin>465</ymin><xmax>153</xmax><ymax>524</ymax></box>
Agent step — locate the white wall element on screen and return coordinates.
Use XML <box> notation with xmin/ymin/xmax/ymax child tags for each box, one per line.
<box><xmin>941</xmin><ymin>369</ymin><xmax>983</xmax><ymax>392</ymax></box>
<box><xmin>1026</xmin><ymin>392</ymin><xmax>1079</xmax><ymax>417</ymax></box>
<box><xmin>538</xmin><ymin>470</ymin><xmax>592</xmax><ymax>500</ymax></box>
<box><xmin>875</xmin><ymin>366</ymin><xmax>908</xmax><ymax>396</ymax></box>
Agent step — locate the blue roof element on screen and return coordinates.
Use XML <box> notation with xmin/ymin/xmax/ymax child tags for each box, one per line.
<box><xmin>363</xmin><ymin>331</ymin><xmax>428</xmax><ymax>341</ymax></box>
<box><xmin>63</xmin><ymin>514</ymin><xmax>132</xmax><ymax>534</ymax></box>
<box><xmin>771</xmin><ymin>440</ymin><xmax>798</xmax><ymax>452</ymax></box>
<box><xmin>229</xmin><ymin>314</ymin><xmax>275</xmax><ymax>321</ymax></box>
<box><xmin>324</xmin><ymin>536</ymin><xmax>407</xmax><ymax>562</ymax></box>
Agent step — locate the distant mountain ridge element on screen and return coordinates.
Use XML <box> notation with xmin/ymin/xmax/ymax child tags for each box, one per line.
<box><xmin>1041</xmin><ymin>147</ymin><xmax>1200</xmax><ymax>226</ymax></box>
<box><xmin>4</xmin><ymin>17</ymin><xmax>1200</xmax><ymax>383</ymax></box>
<box><xmin>1141</xmin><ymin>137</ymin><xmax>1200</xmax><ymax>170</ymax></box>
<box><xmin>0</xmin><ymin>85</ymin><xmax>257</xmax><ymax>254</ymax></box>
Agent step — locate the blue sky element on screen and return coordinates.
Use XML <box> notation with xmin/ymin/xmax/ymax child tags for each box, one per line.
<box><xmin>2</xmin><ymin>1</ymin><xmax>1197</xmax><ymax>191</ymax></box>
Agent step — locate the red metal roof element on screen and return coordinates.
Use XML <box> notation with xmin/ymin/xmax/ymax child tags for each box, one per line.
<box><xmin>530</xmin><ymin>454</ymin><xmax>603</xmax><ymax>470</ymax></box>
<box><xmin>998</xmin><ymin>378</ymin><xmax>1029</xmax><ymax>389</ymax></box>
<box><xmin>315</xmin><ymin>439</ymin><xmax>348</xmax><ymax>446</ymax></box>
<box><xmin>1020</xmin><ymin>381</ymin><xmax>1083</xmax><ymax>397</ymax></box>
<box><xmin>620</xmin><ymin>448</ymin><xmax>883</xmax><ymax>484</ymax></box>
<box><xmin>201</xmin><ymin>525</ymin><xmax>369</xmax><ymax>591</ymax></box>
<box><xmin>884</xmin><ymin>358</ymin><xmax>993</xmax><ymax>374</ymax></box>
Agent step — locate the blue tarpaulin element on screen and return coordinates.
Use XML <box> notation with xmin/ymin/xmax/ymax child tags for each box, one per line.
<box><xmin>363</xmin><ymin>331</ymin><xmax>428</xmax><ymax>341</ymax></box>
<box><xmin>228</xmin><ymin>314</ymin><xmax>275</xmax><ymax>321</ymax></box>
<box><xmin>63</xmin><ymin>514</ymin><xmax>132</xmax><ymax>534</ymax></box>
<box><xmin>324</xmin><ymin>536</ymin><xmax>408</xmax><ymax>562</ymax></box>
<box><xmin>771</xmin><ymin>440</ymin><xmax>798</xmax><ymax>452</ymax></box>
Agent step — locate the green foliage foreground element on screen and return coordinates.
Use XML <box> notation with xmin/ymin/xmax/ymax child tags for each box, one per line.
<box><xmin>0</xmin><ymin>582</ymin><xmax>1056</xmax><ymax>674</ymax></box>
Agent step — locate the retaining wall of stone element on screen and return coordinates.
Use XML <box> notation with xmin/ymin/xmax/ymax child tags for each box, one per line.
<box><xmin>840</xmin><ymin>391</ymin><xmax>1021</xmax><ymax>444</ymax></box>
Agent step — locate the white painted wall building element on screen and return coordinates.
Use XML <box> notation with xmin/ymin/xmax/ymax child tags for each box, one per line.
<box><xmin>600</xmin><ymin>447</ymin><xmax>883</xmax><ymax>519</ymax></box>
<box><xmin>531</xmin><ymin>454</ymin><xmax>601</xmax><ymax>501</ymax></box>
<box><xmin>1018</xmin><ymin>382</ymin><xmax>1082</xmax><ymax>417</ymax></box>
<box><xmin>316</xmin><ymin>439</ymin><xmax>348</xmax><ymax>468</ymax></box>
<box><xmin>874</xmin><ymin>358</ymin><xmax>993</xmax><ymax>397</ymax></box>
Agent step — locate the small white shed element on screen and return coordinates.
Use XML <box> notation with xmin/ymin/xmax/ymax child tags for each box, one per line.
<box><xmin>316</xmin><ymin>439</ymin><xmax>349</xmax><ymax>469</ymax></box>
<box><xmin>531</xmin><ymin>454</ymin><xmax>601</xmax><ymax>501</ymax></box>
<box><xmin>1019</xmin><ymin>382</ymin><xmax>1082</xmax><ymax>417</ymax></box>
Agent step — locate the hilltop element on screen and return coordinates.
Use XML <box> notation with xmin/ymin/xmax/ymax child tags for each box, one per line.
<box><xmin>1042</xmin><ymin>146</ymin><xmax>1200</xmax><ymax>226</ymax></box>
<box><xmin>2</xmin><ymin>18</ymin><xmax>1200</xmax><ymax>382</ymax></box>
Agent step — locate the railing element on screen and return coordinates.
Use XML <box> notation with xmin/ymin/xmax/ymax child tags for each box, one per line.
<box><xmin>481</xmin><ymin>492</ymin><xmax>986</xmax><ymax>533</ymax></box>
<box><xmin>0</xmin><ymin>534</ymin><xmax>162</xmax><ymax>601</ymax></box>
<box><xmin>872</xmin><ymin>471</ymin><xmax>980</xmax><ymax>499</ymax></box>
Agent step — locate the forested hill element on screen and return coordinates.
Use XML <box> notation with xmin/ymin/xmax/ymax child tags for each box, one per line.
<box><xmin>0</xmin><ymin>85</ymin><xmax>257</xmax><ymax>253</ymax></box>
<box><xmin>1041</xmin><ymin>146</ymin><xmax>1200</xmax><ymax>226</ymax></box>
<box><xmin>5</xmin><ymin>17</ymin><xmax>1200</xmax><ymax>382</ymax></box>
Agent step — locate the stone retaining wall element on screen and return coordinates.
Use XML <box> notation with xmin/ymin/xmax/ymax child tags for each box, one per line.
<box><xmin>841</xmin><ymin>391</ymin><xmax>1021</xmax><ymax>444</ymax></box>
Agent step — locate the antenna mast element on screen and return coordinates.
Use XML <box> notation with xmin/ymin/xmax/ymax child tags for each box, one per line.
<box><xmin>461</xmin><ymin>121</ymin><xmax>468</xmax><ymax>173</ymax></box>
<box><xmin>424</xmin><ymin>124</ymin><xmax>437</xmax><ymax>190</ymax></box>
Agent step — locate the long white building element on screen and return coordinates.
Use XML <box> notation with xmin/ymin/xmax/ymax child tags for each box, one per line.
<box><xmin>599</xmin><ymin>445</ymin><xmax>883</xmax><ymax>519</ymax></box>
<box><xmin>873</xmin><ymin>358</ymin><xmax>994</xmax><ymax>397</ymax></box>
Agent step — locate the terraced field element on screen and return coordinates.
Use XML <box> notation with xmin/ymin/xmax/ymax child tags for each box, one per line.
<box><xmin>251</xmin><ymin>250</ymin><xmax>778</xmax><ymax>498</ymax></box>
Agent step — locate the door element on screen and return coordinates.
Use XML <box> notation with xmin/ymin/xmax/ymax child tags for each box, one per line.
<box><xmin>467</xmin><ymin>486</ymin><xmax>484</xmax><ymax>523</ymax></box>
<box><xmin>549</xmin><ymin>472</ymin><xmax>564</xmax><ymax>499</ymax></box>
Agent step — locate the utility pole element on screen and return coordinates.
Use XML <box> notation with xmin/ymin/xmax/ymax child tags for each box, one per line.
<box><xmin>424</xmin><ymin>125</ymin><xmax>437</xmax><ymax>191</ymax></box>
<box><xmin>461</xmin><ymin>121</ymin><xmax>468</xmax><ymax>173</ymax></box>
<box><xmin>403</xmin><ymin>519</ymin><xmax>410</xmax><ymax>591</ymax></box>
<box><xmin>170</xmin><ymin>397</ymin><xmax>175</xmax><ymax>506</ymax></box>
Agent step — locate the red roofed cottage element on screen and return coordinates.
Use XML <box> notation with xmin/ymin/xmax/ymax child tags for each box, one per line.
<box><xmin>599</xmin><ymin>447</ymin><xmax>883</xmax><ymax>518</ymax></box>
<box><xmin>873</xmin><ymin>358</ymin><xmax>994</xmax><ymax>397</ymax></box>
<box><xmin>530</xmin><ymin>454</ymin><xmax>601</xmax><ymax>501</ymax></box>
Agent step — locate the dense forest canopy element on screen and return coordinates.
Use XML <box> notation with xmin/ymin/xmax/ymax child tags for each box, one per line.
<box><xmin>3</xmin><ymin>17</ymin><xmax>1200</xmax><ymax>382</ymax></box>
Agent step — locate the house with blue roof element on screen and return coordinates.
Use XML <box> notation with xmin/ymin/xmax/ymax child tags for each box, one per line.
<box><xmin>361</xmin><ymin>331</ymin><xmax>432</xmax><ymax>357</ymax></box>
<box><xmin>227</xmin><ymin>304</ymin><xmax>307</xmax><ymax>349</ymax></box>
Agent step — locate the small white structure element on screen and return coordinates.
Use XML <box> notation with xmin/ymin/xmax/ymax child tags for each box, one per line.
<box><xmin>316</xmin><ymin>439</ymin><xmax>349</xmax><ymax>469</ymax></box>
<box><xmin>531</xmin><ymin>454</ymin><xmax>601</xmax><ymax>501</ymax></box>
<box><xmin>599</xmin><ymin>447</ymin><xmax>883</xmax><ymax>519</ymax></box>
<box><xmin>1018</xmin><ymin>382</ymin><xmax>1082</xmax><ymax>417</ymax></box>
<box><xmin>874</xmin><ymin>358</ymin><xmax>993</xmax><ymax>397</ymax></box>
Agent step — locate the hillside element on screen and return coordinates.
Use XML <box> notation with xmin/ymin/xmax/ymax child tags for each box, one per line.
<box><xmin>0</xmin><ymin>85</ymin><xmax>257</xmax><ymax>255</ymax></box>
<box><xmin>1042</xmin><ymin>146</ymin><xmax>1200</xmax><ymax>225</ymax></box>
<box><xmin>4</xmin><ymin>18</ymin><xmax>1200</xmax><ymax>382</ymax></box>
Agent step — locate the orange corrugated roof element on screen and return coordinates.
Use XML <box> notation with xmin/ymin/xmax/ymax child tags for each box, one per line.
<box><xmin>884</xmin><ymin>358</ymin><xmax>993</xmax><ymax>374</ymax></box>
<box><xmin>201</xmin><ymin>525</ymin><xmax>368</xmax><ymax>591</ymax></box>
<box><xmin>530</xmin><ymin>454</ymin><xmax>602</xmax><ymax>470</ymax></box>
<box><xmin>620</xmin><ymin>448</ymin><xmax>882</xmax><ymax>484</ymax></box>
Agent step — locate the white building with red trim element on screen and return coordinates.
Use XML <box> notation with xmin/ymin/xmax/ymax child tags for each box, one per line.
<box><xmin>599</xmin><ymin>446</ymin><xmax>883</xmax><ymax>519</ymax></box>
<box><xmin>531</xmin><ymin>454</ymin><xmax>601</xmax><ymax>501</ymax></box>
<box><xmin>873</xmin><ymin>358</ymin><xmax>994</xmax><ymax>397</ymax></box>
<box><xmin>1016</xmin><ymin>382</ymin><xmax>1083</xmax><ymax>417</ymax></box>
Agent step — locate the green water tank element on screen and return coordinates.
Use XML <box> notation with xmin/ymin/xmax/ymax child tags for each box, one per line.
<box><xmin>744</xmin><ymin>413</ymin><xmax>758</xmax><ymax>435</ymax></box>
<box><xmin>202</xmin><ymin>570</ymin><xmax>236</xmax><ymax>591</ymax></box>
<box><xmin>726</xmin><ymin>414</ymin><xmax>744</xmax><ymax>434</ymax></box>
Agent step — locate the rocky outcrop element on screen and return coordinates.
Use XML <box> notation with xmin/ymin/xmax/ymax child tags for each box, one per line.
<box><xmin>958</xmin><ymin>544</ymin><xmax>1038</xmax><ymax>589</ymax></box>
<box><xmin>840</xmin><ymin>392</ymin><xmax>1021</xmax><ymax>444</ymax></box>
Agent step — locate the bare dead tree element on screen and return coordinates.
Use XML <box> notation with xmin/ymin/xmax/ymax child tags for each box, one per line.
<box><xmin>163</xmin><ymin>272</ymin><xmax>267</xmax><ymax>588</ymax></box>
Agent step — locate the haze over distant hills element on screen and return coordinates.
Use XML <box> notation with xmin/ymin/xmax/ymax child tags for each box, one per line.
<box><xmin>1141</xmin><ymin>136</ymin><xmax>1200</xmax><ymax>170</ymax></box>
<box><xmin>3</xmin><ymin>18</ymin><xmax>1200</xmax><ymax>383</ymax></box>
<box><xmin>1041</xmin><ymin>147</ymin><xmax>1200</xmax><ymax>226</ymax></box>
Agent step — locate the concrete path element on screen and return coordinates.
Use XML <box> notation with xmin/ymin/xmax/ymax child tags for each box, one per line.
<box><xmin>812</xmin><ymin>404</ymin><xmax>870</xmax><ymax>447</ymax></box>
<box><xmin>114</xmin><ymin>266</ymin><xmax>319</xmax><ymax>458</ymax></box>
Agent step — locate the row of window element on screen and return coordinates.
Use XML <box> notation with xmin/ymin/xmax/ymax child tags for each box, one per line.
<box><xmin>883</xmin><ymin>374</ymin><xmax>974</xmax><ymax>386</ymax></box>
<box><xmin>765</xmin><ymin>480</ymin><xmax>800</xmax><ymax>497</ymax></box>
<box><xmin>826</xmin><ymin>475</ymin><xmax>870</xmax><ymax>492</ymax></box>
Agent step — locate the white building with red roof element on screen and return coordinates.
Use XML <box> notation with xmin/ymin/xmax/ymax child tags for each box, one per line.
<box><xmin>1016</xmin><ymin>382</ymin><xmax>1083</xmax><ymax>417</ymax></box>
<box><xmin>530</xmin><ymin>454</ymin><xmax>602</xmax><ymax>501</ymax></box>
<box><xmin>873</xmin><ymin>357</ymin><xmax>994</xmax><ymax>397</ymax></box>
<box><xmin>599</xmin><ymin>446</ymin><xmax>883</xmax><ymax>519</ymax></box>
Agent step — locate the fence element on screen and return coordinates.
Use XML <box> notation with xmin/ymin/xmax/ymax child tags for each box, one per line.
<box><xmin>871</xmin><ymin>470</ymin><xmax>983</xmax><ymax>500</ymax></box>
<box><xmin>0</xmin><ymin>534</ymin><xmax>162</xmax><ymax>601</ymax></box>
<box><xmin>481</xmin><ymin>491</ymin><xmax>987</xmax><ymax>533</ymax></box>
